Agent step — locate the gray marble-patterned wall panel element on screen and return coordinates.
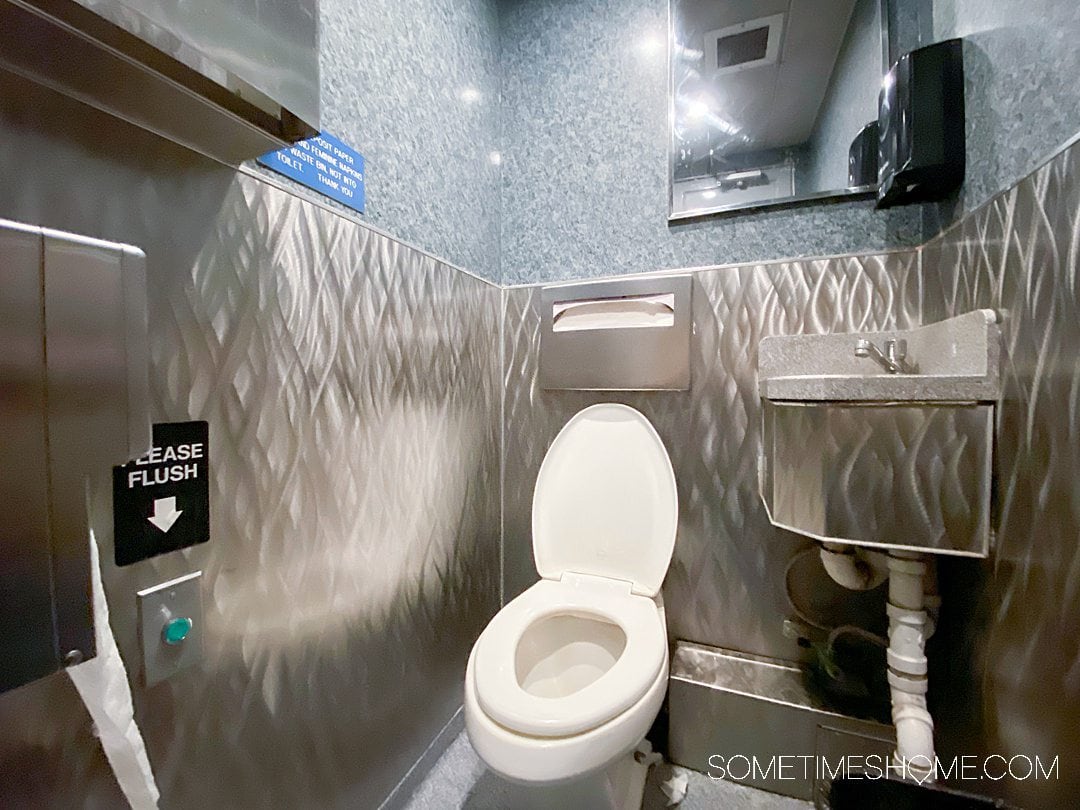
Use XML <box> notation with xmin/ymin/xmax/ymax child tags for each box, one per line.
<box><xmin>255</xmin><ymin>0</ymin><xmax>502</xmax><ymax>282</ymax></box>
<box><xmin>918</xmin><ymin>0</ymin><xmax>1080</xmax><ymax>235</ymax></box>
<box><xmin>0</xmin><ymin>81</ymin><xmax>501</xmax><ymax>809</ymax></box>
<box><xmin>498</xmin><ymin>0</ymin><xmax>1080</xmax><ymax>285</ymax></box>
<box><xmin>497</xmin><ymin>0</ymin><xmax>922</xmax><ymax>285</ymax></box>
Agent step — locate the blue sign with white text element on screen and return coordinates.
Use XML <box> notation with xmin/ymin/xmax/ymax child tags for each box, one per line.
<box><xmin>257</xmin><ymin>132</ymin><xmax>365</xmax><ymax>214</ymax></box>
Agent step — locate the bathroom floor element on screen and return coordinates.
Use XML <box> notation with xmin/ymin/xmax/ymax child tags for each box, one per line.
<box><xmin>403</xmin><ymin>731</ymin><xmax>812</xmax><ymax>810</ymax></box>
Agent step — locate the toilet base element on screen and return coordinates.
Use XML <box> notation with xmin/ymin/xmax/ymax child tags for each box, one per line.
<box><xmin>477</xmin><ymin>740</ymin><xmax>661</xmax><ymax>810</ymax></box>
<box><xmin>604</xmin><ymin>739</ymin><xmax>663</xmax><ymax>810</ymax></box>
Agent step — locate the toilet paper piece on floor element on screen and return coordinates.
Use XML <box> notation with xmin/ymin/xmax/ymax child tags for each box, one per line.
<box><xmin>660</xmin><ymin>767</ymin><xmax>689</xmax><ymax>805</ymax></box>
<box><xmin>67</xmin><ymin>531</ymin><xmax>161</xmax><ymax>810</ymax></box>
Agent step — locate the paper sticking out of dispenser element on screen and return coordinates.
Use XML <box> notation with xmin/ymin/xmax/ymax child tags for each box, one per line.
<box><xmin>552</xmin><ymin>293</ymin><xmax>675</xmax><ymax>332</ymax></box>
<box><xmin>540</xmin><ymin>275</ymin><xmax>691</xmax><ymax>390</ymax></box>
<box><xmin>67</xmin><ymin>532</ymin><xmax>161</xmax><ymax>810</ymax></box>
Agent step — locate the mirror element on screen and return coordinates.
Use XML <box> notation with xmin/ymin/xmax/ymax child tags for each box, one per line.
<box><xmin>669</xmin><ymin>0</ymin><xmax>889</xmax><ymax>218</ymax></box>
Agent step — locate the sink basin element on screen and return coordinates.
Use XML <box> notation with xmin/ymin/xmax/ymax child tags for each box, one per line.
<box><xmin>758</xmin><ymin>309</ymin><xmax>1000</xmax><ymax>403</ymax></box>
<box><xmin>756</xmin><ymin>310</ymin><xmax>1001</xmax><ymax>557</ymax></box>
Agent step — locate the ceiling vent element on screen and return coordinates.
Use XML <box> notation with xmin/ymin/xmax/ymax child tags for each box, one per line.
<box><xmin>704</xmin><ymin>13</ymin><xmax>785</xmax><ymax>76</ymax></box>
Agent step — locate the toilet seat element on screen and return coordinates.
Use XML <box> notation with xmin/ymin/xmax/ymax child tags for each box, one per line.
<box><xmin>473</xmin><ymin>575</ymin><xmax>666</xmax><ymax>738</ymax></box>
<box><xmin>532</xmin><ymin>403</ymin><xmax>678</xmax><ymax>598</ymax></box>
<box><xmin>465</xmin><ymin>640</ymin><xmax>669</xmax><ymax>784</ymax></box>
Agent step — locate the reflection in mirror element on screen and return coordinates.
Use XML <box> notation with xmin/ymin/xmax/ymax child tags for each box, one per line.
<box><xmin>669</xmin><ymin>0</ymin><xmax>889</xmax><ymax>218</ymax></box>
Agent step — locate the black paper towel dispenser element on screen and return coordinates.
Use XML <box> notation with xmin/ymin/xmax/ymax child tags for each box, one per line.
<box><xmin>877</xmin><ymin>39</ymin><xmax>965</xmax><ymax>208</ymax></box>
<box><xmin>848</xmin><ymin>121</ymin><xmax>879</xmax><ymax>188</ymax></box>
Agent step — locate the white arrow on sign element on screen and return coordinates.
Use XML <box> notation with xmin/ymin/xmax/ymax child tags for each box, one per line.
<box><xmin>148</xmin><ymin>496</ymin><xmax>183</xmax><ymax>533</ymax></box>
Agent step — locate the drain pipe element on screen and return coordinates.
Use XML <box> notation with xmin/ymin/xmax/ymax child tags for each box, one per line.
<box><xmin>814</xmin><ymin>545</ymin><xmax>936</xmax><ymax>783</ymax></box>
<box><xmin>886</xmin><ymin>552</ymin><xmax>935</xmax><ymax>783</ymax></box>
<box><xmin>819</xmin><ymin>543</ymin><xmax>889</xmax><ymax>591</ymax></box>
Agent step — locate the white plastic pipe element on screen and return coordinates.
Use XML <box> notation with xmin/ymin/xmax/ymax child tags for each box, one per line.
<box><xmin>819</xmin><ymin>543</ymin><xmax>889</xmax><ymax>591</ymax></box>
<box><xmin>886</xmin><ymin>553</ymin><xmax>935</xmax><ymax>783</ymax></box>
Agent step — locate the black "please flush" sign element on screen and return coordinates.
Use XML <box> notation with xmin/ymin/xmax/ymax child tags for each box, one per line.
<box><xmin>113</xmin><ymin>421</ymin><xmax>210</xmax><ymax>566</ymax></box>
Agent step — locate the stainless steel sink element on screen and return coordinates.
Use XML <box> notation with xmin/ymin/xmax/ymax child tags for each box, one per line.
<box><xmin>757</xmin><ymin>310</ymin><xmax>1002</xmax><ymax>558</ymax></box>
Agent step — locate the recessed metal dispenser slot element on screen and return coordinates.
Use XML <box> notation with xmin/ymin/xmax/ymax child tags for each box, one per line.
<box><xmin>757</xmin><ymin>310</ymin><xmax>1002</xmax><ymax>557</ymax></box>
<box><xmin>540</xmin><ymin>275</ymin><xmax>692</xmax><ymax>390</ymax></box>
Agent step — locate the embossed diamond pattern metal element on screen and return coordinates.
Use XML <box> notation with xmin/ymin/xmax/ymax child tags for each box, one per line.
<box><xmin>2</xmin><ymin>93</ymin><xmax>1080</xmax><ymax>810</ymax></box>
<box><xmin>503</xmin><ymin>141</ymin><xmax>1080</xmax><ymax>807</ymax></box>
<box><xmin>0</xmin><ymin>172</ymin><xmax>502</xmax><ymax>810</ymax></box>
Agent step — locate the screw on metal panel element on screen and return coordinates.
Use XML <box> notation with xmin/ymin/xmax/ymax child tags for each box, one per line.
<box><xmin>63</xmin><ymin>649</ymin><xmax>84</xmax><ymax>666</ymax></box>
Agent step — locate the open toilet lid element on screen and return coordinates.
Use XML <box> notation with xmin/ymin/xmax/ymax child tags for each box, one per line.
<box><xmin>532</xmin><ymin>403</ymin><xmax>678</xmax><ymax>597</ymax></box>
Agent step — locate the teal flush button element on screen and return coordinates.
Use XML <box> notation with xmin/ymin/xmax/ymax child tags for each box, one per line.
<box><xmin>139</xmin><ymin>571</ymin><xmax>203</xmax><ymax>686</ymax></box>
<box><xmin>162</xmin><ymin>616</ymin><xmax>193</xmax><ymax>646</ymax></box>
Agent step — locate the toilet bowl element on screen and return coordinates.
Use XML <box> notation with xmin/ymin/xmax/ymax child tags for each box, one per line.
<box><xmin>465</xmin><ymin>403</ymin><xmax>678</xmax><ymax>802</ymax></box>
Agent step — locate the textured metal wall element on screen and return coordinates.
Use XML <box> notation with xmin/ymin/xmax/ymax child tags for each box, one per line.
<box><xmin>503</xmin><ymin>137</ymin><xmax>1080</xmax><ymax>808</ymax></box>
<box><xmin>762</xmin><ymin>402</ymin><xmax>994</xmax><ymax>556</ymax></box>
<box><xmin>3</xmin><ymin>60</ymin><xmax>1080</xmax><ymax>810</ymax></box>
<box><xmin>917</xmin><ymin>138</ymin><xmax>1080</xmax><ymax>809</ymax></box>
<box><xmin>0</xmin><ymin>80</ymin><xmax>501</xmax><ymax>809</ymax></box>
<box><xmin>503</xmin><ymin>251</ymin><xmax>925</xmax><ymax>660</ymax></box>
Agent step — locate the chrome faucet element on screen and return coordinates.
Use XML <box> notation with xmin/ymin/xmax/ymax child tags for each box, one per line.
<box><xmin>854</xmin><ymin>337</ymin><xmax>912</xmax><ymax>374</ymax></box>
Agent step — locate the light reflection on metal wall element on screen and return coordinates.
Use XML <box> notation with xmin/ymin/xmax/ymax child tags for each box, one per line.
<box><xmin>0</xmin><ymin>81</ymin><xmax>500</xmax><ymax>809</ymax></box>
<box><xmin>118</xmin><ymin>175</ymin><xmax>501</xmax><ymax>809</ymax></box>
<box><xmin>762</xmin><ymin>401</ymin><xmax>994</xmax><ymax>555</ymax></box>
<box><xmin>504</xmin><ymin>136</ymin><xmax>1080</xmax><ymax>808</ymax></box>
<box><xmin>917</xmin><ymin>139</ymin><xmax>1080</xmax><ymax>808</ymax></box>
<box><xmin>3</xmin><ymin>62</ymin><xmax>1080</xmax><ymax>810</ymax></box>
<box><xmin>503</xmin><ymin>251</ymin><xmax>926</xmax><ymax>660</ymax></box>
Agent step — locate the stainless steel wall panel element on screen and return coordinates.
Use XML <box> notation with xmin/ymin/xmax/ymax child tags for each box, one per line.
<box><xmin>116</xmin><ymin>176</ymin><xmax>501</xmax><ymax>809</ymax></box>
<box><xmin>916</xmin><ymin>138</ymin><xmax>1080</xmax><ymax>808</ymax></box>
<box><xmin>0</xmin><ymin>220</ymin><xmax>58</xmax><ymax>693</ymax></box>
<box><xmin>667</xmin><ymin>642</ymin><xmax>894</xmax><ymax>801</ymax></box>
<box><xmin>0</xmin><ymin>81</ymin><xmax>501</xmax><ymax>809</ymax></box>
<box><xmin>504</xmin><ymin>137</ymin><xmax>1080</xmax><ymax>807</ymax></box>
<box><xmin>504</xmin><ymin>251</ymin><xmax>923</xmax><ymax>661</ymax></box>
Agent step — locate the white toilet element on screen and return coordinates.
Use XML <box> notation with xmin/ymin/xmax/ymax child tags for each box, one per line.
<box><xmin>465</xmin><ymin>403</ymin><xmax>678</xmax><ymax>808</ymax></box>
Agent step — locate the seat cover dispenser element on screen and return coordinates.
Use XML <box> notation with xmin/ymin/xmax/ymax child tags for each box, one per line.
<box><xmin>532</xmin><ymin>403</ymin><xmax>678</xmax><ymax>596</ymax></box>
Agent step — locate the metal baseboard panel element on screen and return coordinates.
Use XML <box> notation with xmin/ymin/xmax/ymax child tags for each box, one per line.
<box><xmin>667</xmin><ymin>641</ymin><xmax>894</xmax><ymax>803</ymax></box>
